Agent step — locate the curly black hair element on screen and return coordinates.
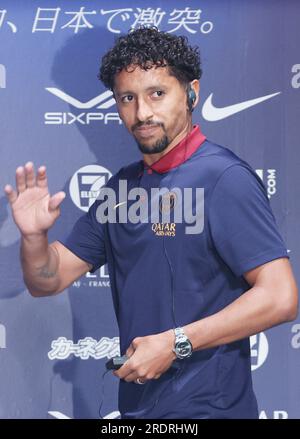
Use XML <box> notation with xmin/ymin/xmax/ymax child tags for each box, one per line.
<box><xmin>99</xmin><ymin>27</ymin><xmax>202</xmax><ymax>90</ymax></box>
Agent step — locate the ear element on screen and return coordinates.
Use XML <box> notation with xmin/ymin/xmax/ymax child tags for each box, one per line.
<box><xmin>190</xmin><ymin>79</ymin><xmax>200</xmax><ymax>108</ymax></box>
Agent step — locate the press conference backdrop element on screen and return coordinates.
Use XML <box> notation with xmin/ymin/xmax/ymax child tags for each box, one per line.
<box><xmin>0</xmin><ymin>0</ymin><xmax>299</xmax><ymax>419</ymax></box>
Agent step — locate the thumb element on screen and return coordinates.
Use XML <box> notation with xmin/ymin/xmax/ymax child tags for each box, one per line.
<box><xmin>49</xmin><ymin>191</ymin><xmax>66</xmax><ymax>211</ymax></box>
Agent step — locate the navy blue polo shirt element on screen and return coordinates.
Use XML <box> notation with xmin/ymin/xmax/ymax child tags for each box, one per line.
<box><xmin>60</xmin><ymin>126</ymin><xmax>288</xmax><ymax>419</ymax></box>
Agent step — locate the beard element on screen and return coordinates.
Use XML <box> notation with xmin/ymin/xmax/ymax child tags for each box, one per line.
<box><xmin>135</xmin><ymin>134</ymin><xmax>170</xmax><ymax>154</ymax></box>
<box><xmin>132</xmin><ymin>121</ymin><xmax>170</xmax><ymax>155</ymax></box>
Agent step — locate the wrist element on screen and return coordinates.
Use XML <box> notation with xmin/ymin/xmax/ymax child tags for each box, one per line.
<box><xmin>172</xmin><ymin>327</ymin><xmax>193</xmax><ymax>360</ymax></box>
<box><xmin>165</xmin><ymin>329</ymin><xmax>177</xmax><ymax>360</ymax></box>
<box><xmin>22</xmin><ymin>231</ymin><xmax>48</xmax><ymax>242</ymax></box>
<box><xmin>21</xmin><ymin>232</ymin><xmax>49</xmax><ymax>264</ymax></box>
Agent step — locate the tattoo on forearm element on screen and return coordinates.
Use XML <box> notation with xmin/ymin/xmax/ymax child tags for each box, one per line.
<box><xmin>36</xmin><ymin>245</ymin><xmax>59</xmax><ymax>279</ymax></box>
<box><xmin>37</xmin><ymin>265</ymin><xmax>57</xmax><ymax>279</ymax></box>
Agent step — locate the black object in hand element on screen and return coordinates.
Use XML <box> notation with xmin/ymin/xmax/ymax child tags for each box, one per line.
<box><xmin>105</xmin><ymin>355</ymin><xmax>129</xmax><ymax>370</ymax></box>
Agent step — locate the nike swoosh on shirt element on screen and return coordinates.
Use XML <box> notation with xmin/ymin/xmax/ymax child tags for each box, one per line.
<box><xmin>202</xmin><ymin>91</ymin><xmax>281</xmax><ymax>121</ymax></box>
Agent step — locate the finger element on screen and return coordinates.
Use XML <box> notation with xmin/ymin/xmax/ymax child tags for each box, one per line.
<box><xmin>4</xmin><ymin>184</ymin><xmax>18</xmax><ymax>204</ymax></box>
<box><xmin>124</xmin><ymin>372</ymin><xmax>142</xmax><ymax>383</ymax></box>
<box><xmin>49</xmin><ymin>191</ymin><xmax>66</xmax><ymax>211</ymax></box>
<box><xmin>24</xmin><ymin>162</ymin><xmax>36</xmax><ymax>188</ymax></box>
<box><xmin>114</xmin><ymin>360</ymin><xmax>133</xmax><ymax>379</ymax></box>
<box><xmin>153</xmin><ymin>374</ymin><xmax>161</xmax><ymax>380</ymax></box>
<box><xmin>36</xmin><ymin>166</ymin><xmax>48</xmax><ymax>188</ymax></box>
<box><xmin>113</xmin><ymin>365</ymin><xmax>128</xmax><ymax>379</ymax></box>
<box><xmin>126</xmin><ymin>345</ymin><xmax>135</xmax><ymax>358</ymax></box>
<box><xmin>15</xmin><ymin>166</ymin><xmax>26</xmax><ymax>193</ymax></box>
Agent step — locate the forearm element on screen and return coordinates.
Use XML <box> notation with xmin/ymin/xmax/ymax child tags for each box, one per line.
<box><xmin>183</xmin><ymin>284</ymin><xmax>293</xmax><ymax>351</ymax></box>
<box><xmin>21</xmin><ymin>234</ymin><xmax>60</xmax><ymax>296</ymax></box>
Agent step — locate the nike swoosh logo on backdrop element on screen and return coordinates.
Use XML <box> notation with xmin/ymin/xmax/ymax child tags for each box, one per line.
<box><xmin>202</xmin><ymin>91</ymin><xmax>281</xmax><ymax>121</ymax></box>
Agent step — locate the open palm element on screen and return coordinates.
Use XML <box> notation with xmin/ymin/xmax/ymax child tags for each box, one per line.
<box><xmin>4</xmin><ymin>162</ymin><xmax>65</xmax><ymax>236</ymax></box>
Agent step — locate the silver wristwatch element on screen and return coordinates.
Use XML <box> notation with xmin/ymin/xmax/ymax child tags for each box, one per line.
<box><xmin>173</xmin><ymin>327</ymin><xmax>193</xmax><ymax>359</ymax></box>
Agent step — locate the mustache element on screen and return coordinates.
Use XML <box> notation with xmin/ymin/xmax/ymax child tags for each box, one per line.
<box><xmin>132</xmin><ymin>121</ymin><xmax>164</xmax><ymax>131</ymax></box>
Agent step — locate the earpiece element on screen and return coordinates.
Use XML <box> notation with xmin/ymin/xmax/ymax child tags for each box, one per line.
<box><xmin>187</xmin><ymin>84</ymin><xmax>196</xmax><ymax>112</ymax></box>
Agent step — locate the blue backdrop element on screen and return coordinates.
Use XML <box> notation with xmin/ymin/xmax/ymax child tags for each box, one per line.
<box><xmin>0</xmin><ymin>0</ymin><xmax>299</xmax><ymax>419</ymax></box>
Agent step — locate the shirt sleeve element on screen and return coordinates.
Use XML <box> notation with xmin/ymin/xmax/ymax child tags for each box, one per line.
<box><xmin>209</xmin><ymin>164</ymin><xmax>289</xmax><ymax>277</ymax></box>
<box><xmin>59</xmin><ymin>199</ymin><xmax>106</xmax><ymax>273</ymax></box>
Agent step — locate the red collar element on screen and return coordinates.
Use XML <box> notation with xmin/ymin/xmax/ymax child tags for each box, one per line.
<box><xmin>143</xmin><ymin>125</ymin><xmax>206</xmax><ymax>174</ymax></box>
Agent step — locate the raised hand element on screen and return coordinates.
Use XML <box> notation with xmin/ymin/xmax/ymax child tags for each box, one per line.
<box><xmin>4</xmin><ymin>162</ymin><xmax>65</xmax><ymax>237</ymax></box>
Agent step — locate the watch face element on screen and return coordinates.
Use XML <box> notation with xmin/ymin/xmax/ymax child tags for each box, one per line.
<box><xmin>175</xmin><ymin>340</ymin><xmax>192</xmax><ymax>358</ymax></box>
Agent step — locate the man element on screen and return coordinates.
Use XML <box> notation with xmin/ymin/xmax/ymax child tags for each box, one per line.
<box><xmin>4</xmin><ymin>28</ymin><xmax>298</xmax><ymax>419</ymax></box>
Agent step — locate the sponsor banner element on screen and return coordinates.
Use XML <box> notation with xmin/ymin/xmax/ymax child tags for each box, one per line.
<box><xmin>0</xmin><ymin>0</ymin><xmax>299</xmax><ymax>420</ymax></box>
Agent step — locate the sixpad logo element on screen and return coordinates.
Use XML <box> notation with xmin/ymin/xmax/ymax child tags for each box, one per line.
<box><xmin>44</xmin><ymin>88</ymin><xmax>122</xmax><ymax>125</ymax></box>
<box><xmin>250</xmin><ymin>332</ymin><xmax>269</xmax><ymax>371</ymax></box>
<box><xmin>69</xmin><ymin>164</ymin><xmax>112</xmax><ymax>212</ymax></box>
